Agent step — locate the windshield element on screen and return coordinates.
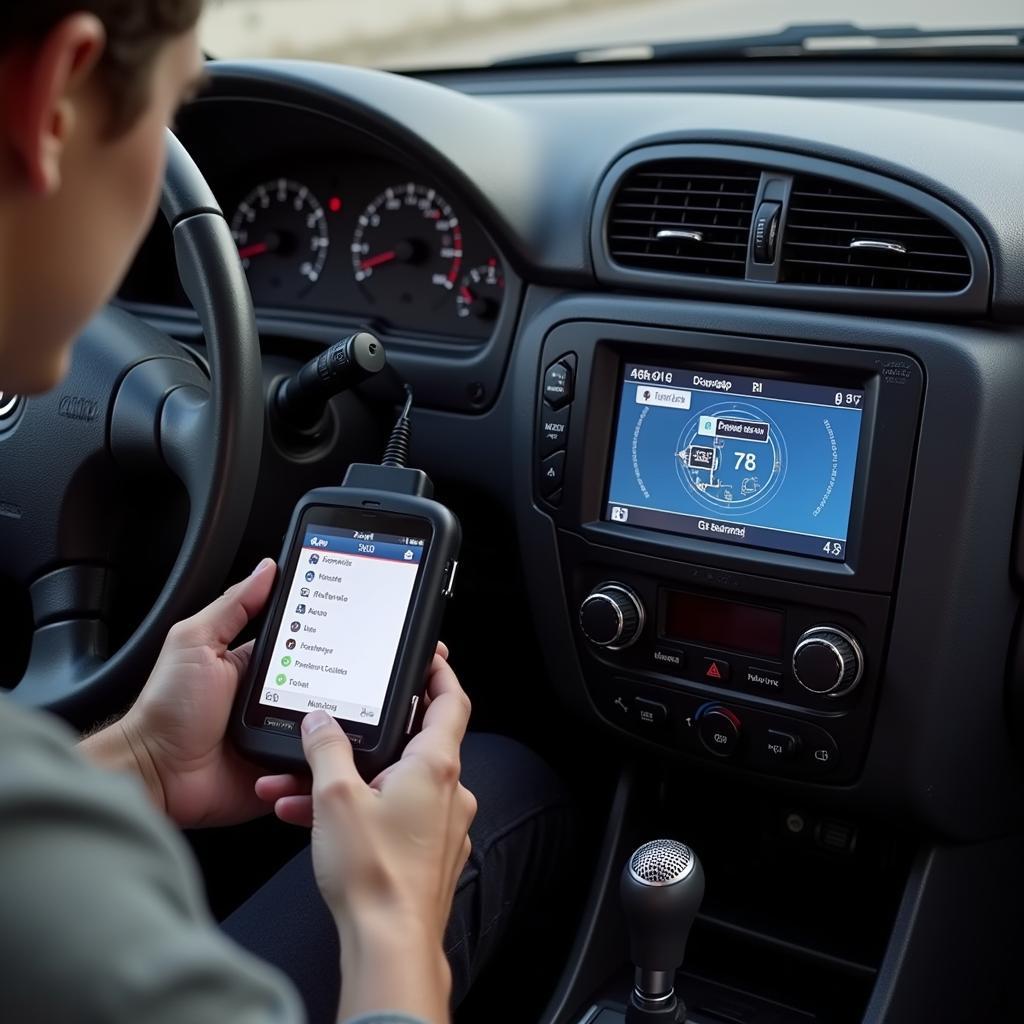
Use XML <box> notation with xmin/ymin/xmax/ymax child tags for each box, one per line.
<box><xmin>200</xmin><ymin>0</ymin><xmax>1022</xmax><ymax>71</ymax></box>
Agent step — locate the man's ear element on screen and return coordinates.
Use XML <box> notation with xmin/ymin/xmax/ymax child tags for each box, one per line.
<box><xmin>4</xmin><ymin>13</ymin><xmax>106</xmax><ymax>196</ymax></box>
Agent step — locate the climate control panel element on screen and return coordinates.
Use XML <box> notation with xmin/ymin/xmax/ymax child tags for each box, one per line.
<box><xmin>568</xmin><ymin>562</ymin><xmax>888</xmax><ymax>784</ymax></box>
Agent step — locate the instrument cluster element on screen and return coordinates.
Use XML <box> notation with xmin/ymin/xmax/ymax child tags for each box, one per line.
<box><xmin>225</xmin><ymin>159</ymin><xmax>505</xmax><ymax>341</ymax></box>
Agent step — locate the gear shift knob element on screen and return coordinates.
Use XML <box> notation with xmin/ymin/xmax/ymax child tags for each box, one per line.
<box><xmin>620</xmin><ymin>840</ymin><xmax>705</xmax><ymax>1022</ymax></box>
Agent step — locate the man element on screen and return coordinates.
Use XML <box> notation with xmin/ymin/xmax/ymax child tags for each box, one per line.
<box><xmin>0</xmin><ymin>4</ymin><xmax>571</xmax><ymax>1022</ymax></box>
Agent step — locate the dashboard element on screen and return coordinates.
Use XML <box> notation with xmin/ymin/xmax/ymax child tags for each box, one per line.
<box><xmin>119</xmin><ymin>58</ymin><xmax>1024</xmax><ymax>851</ymax></box>
<box><xmin>122</xmin><ymin>102</ymin><xmax>509</xmax><ymax>344</ymax></box>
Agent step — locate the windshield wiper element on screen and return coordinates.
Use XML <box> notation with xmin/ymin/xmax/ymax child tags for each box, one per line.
<box><xmin>492</xmin><ymin>22</ymin><xmax>1024</xmax><ymax>68</ymax></box>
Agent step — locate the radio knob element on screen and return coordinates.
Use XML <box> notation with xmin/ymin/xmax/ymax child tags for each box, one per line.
<box><xmin>793</xmin><ymin>628</ymin><xmax>864</xmax><ymax>697</ymax></box>
<box><xmin>579</xmin><ymin>583</ymin><xmax>646</xmax><ymax>650</ymax></box>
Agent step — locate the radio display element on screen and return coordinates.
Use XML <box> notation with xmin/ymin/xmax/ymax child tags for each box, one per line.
<box><xmin>662</xmin><ymin>591</ymin><xmax>784</xmax><ymax>659</ymax></box>
<box><xmin>606</xmin><ymin>363</ymin><xmax>865</xmax><ymax>561</ymax></box>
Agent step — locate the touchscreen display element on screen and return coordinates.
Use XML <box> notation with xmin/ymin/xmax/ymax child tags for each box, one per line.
<box><xmin>606</xmin><ymin>363</ymin><xmax>865</xmax><ymax>561</ymax></box>
<box><xmin>258</xmin><ymin>524</ymin><xmax>427</xmax><ymax>725</ymax></box>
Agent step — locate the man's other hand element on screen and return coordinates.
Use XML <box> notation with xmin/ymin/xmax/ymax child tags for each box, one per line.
<box><xmin>83</xmin><ymin>558</ymin><xmax>277</xmax><ymax>828</ymax></box>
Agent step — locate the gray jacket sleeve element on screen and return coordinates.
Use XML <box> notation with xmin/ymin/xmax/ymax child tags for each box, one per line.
<box><xmin>343</xmin><ymin>1017</ymin><xmax>431</xmax><ymax>1024</ymax></box>
<box><xmin>0</xmin><ymin>698</ymin><xmax>306</xmax><ymax>1024</ymax></box>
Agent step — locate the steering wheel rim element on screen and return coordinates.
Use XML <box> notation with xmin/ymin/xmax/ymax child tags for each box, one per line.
<box><xmin>2</xmin><ymin>131</ymin><xmax>262</xmax><ymax>722</ymax></box>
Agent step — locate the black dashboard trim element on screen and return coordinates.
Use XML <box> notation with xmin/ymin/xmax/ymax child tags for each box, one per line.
<box><xmin>422</xmin><ymin>59</ymin><xmax>1024</xmax><ymax>100</ymax></box>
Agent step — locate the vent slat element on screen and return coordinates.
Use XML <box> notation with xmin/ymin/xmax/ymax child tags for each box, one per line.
<box><xmin>610</xmin><ymin>234</ymin><xmax>748</xmax><ymax>250</ymax></box>
<box><xmin>784</xmin><ymin>223</ymin><xmax>959</xmax><ymax>243</ymax></box>
<box><xmin>622</xmin><ymin>187</ymin><xmax>760</xmax><ymax>200</ymax></box>
<box><xmin>614</xmin><ymin>202</ymin><xmax>754</xmax><ymax>216</ymax></box>
<box><xmin>784</xmin><ymin>240</ymin><xmax>970</xmax><ymax>264</ymax></box>
<box><xmin>632</xmin><ymin>171</ymin><xmax>761</xmax><ymax>183</ymax></box>
<box><xmin>608</xmin><ymin>160</ymin><xmax>760</xmax><ymax>279</ymax></box>
<box><xmin>612</xmin><ymin>214</ymin><xmax>753</xmax><ymax>225</ymax></box>
<box><xmin>781</xmin><ymin>174</ymin><xmax>971</xmax><ymax>292</ymax></box>
<box><xmin>610</xmin><ymin>220</ymin><xmax>751</xmax><ymax>234</ymax></box>
<box><xmin>784</xmin><ymin>258</ymin><xmax>966</xmax><ymax>279</ymax></box>
<box><xmin>788</xmin><ymin>205</ymin><xmax>932</xmax><ymax>223</ymax></box>
<box><xmin>613</xmin><ymin>252</ymin><xmax>752</xmax><ymax>267</ymax></box>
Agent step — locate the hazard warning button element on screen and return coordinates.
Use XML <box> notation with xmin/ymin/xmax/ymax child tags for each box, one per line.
<box><xmin>703</xmin><ymin>657</ymin><xmax>731</xmax><ymax>684</ymax></box>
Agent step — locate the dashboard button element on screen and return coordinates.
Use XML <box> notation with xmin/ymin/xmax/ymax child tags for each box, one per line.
<box><xmin>703</xmin><ymin>657</ymin><xmax>731</xmax><ymax>684</ymax></box>
<box><xmin>543</xmin><ymin>360</ymin><xmax>574</xmax><ymax>409</ymax></box>
<box><xmin>697</xmin><ymin>705</ymin><xmax>742</xmax><ymax>758</ymax></box>
<box><xmin>765</xmin><ymin>729</ymin><xmax>800</xmax><ymax>762</ymax></box>
<box><xmin>745</xmin><ymin>664</ymin><xmax>783</xmax><ymax>695</ymax></box>
<box><xmin>632</xmin><ymin>697</ymin><xmax>668</xmax><ymax>731</ymax></box>
<box><xmin>806</xmin><ymin>733</ymin><xmax>840</xmax><ymax>773</ymax></box>
<box><xmin>651</xmin><ymin>646</ymin><xmax>685</xmax><ymax>674</ymax></box>
<box><xmin>540</xmin><ymin>451</ymin><xmax>566</xmax><ymax>495</ymax></box>
<box><xmin>605</xmin><ymin>689</ymin><xmax>632</xmax><ymax>722</ymax></box>
<box><xmin>539</xmin><ymin>405</ymin><xmax>570</xmax><ymax>458</ymax></box>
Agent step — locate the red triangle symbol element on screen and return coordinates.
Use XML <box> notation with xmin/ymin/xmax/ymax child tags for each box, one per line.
<box><xmin>706</xmin><ymin>662</ymin><xmax>722</xmax><ymax>680</ymax></box>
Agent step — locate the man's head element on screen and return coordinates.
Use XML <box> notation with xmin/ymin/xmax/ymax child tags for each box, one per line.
<box><xmin>0</xmin><ymin>1</ymin><xmax>206</xmax><ymax>394</ymax></box>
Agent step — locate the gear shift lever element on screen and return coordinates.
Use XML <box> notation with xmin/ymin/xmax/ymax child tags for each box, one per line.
<box><xmin>620</xmin><ymin>839</ymin><xmax>705</xmax><ymax>1022</ymax></box>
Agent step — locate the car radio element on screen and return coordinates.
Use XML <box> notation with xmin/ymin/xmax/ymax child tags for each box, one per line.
<box><xmin>534</xmin><ymin>323</ymin><xmax>923</xmax><ymax>783</ymax></box>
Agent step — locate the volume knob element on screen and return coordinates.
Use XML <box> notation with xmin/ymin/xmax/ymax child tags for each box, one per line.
<box><xmin>580</xmin><ymin>584</ymin><xmax>646</xmax><ymax>650</ymax></box>
<box><xmin>793</xmin><ymin>627</ymin><xmax>864</xmax><ymax>697</ymax></box>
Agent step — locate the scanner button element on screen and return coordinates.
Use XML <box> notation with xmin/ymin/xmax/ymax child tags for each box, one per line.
<box><xmin>442</xmin><ymin>560</ymin><xmax>459</xmax><ymax>599</ymax></box>
<box><xmin>405</xmin><ymin>695</ymin><xmax>420</xmax><ymax>736</ymax></box>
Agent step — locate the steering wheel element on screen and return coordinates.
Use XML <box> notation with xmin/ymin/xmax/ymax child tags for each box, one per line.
<box><xmin>1</xmin><ymin>131</ymin><xmax>262</xmax><ymax>722</ymax></box>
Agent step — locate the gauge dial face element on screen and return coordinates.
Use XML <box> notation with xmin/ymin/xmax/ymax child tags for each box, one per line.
<box><xmin>351</xmin><ymin>184</ymin><xmax>463</xmax><ymax>311</ymax></box>
<box><xmin>457</xmin><ymin>261</ymin><xmax>505</xmax><ymax>321</ymax></box>
<box><xmin>231</xmin><ymin>179</ymin><xmax>329</xmax><ymax>303</ymax></box>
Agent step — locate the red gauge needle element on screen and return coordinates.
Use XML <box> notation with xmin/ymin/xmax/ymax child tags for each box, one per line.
<box><xmin>460</xmin><ymin>287</ymin><xmax>474</xmax><ymax>303</ymax></box>
<box><xmin>238</xmin><ymin>242</ymin><xmax>271</xmax><ymax>260</ymax></box>
<box><xmin>360</xmin><ymin>250</ymin><xmax>398</xmax><ymax>271</ymax></box>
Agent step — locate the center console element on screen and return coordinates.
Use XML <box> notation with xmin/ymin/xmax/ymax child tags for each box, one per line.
<box><xmin>532</xmin><ymin>322</ymin><xmax>922</xmax><ymax>784</ymax></box>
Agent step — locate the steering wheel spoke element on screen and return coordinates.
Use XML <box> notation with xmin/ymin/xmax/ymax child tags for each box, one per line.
<box><xmin>159</xmin><ymin>385</ymin><xmax>216</xmax><ymax>499</ymax></box>
<box><xmin>11</xmin><ymin>563</ymin><xmax>114</xmax><ymax>711</ymax></box>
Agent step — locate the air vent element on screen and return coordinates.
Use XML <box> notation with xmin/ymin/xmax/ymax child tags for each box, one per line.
<box><xmin>607</xmin><ymin>161</ymin><xmax>760</xmax><ymax>278</ymax></box>
<box><xmin>781</xmin><ymin>175</ymin><xmax>972</xmax><ymax>292</ymax></box>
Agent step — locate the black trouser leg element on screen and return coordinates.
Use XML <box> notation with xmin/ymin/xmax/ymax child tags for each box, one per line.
<box><xmin>222</xmin><ymin>734</ymin><xmax>574</xmax><ymax>1024</ymax></box>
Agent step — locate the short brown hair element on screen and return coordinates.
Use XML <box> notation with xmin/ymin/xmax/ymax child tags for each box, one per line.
<box><xmin>1</xmin><ymin>1</ymin><xmax>203</xmax><ymax>133</ymax></box>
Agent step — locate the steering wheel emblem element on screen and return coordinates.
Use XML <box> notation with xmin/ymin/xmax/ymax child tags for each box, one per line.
<box><xmin>0</xmin><ymin>391</ymin><xmax>22</xmax><ymax>432</ymax></box>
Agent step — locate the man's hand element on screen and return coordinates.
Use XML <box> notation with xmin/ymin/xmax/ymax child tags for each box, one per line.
<box><xmin>255</xmin><ymin>649</ymin><xmax>476</xmax><ymax>1024</ymax></box>
<box><xmin>82</xmin><ymin>558</ymin><xmax>278</xmax><ymax>829</ymax></box>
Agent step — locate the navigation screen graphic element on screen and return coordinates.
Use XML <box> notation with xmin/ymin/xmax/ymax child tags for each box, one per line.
<box><xmin>259</xmin><ymin>525</ymin><xmax>426</xmax><ymax>725</ymax></box>
<box><xmin>606</xmin><ymin>364</ymin><xmax>865</xmax><ymax>561</ymax></box>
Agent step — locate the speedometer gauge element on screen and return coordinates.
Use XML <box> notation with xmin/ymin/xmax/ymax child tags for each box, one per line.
<box><xmin>231</xmin><ymin>179</ymin><xmax>329</xmax><ymax>303</ymax></box>
<box><xmin>351</xmin><ymin>184</ymin><xmax>463</xmax><ymax>311</ymax></box>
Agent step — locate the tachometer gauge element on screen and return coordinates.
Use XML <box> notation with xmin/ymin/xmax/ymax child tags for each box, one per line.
<box><xmin>351</xmin><ymin>184</ymin><xmax>463</xmax><ymax>310</ymax></box>
<box><xmin>230</xmin><ymin>179</ymin><xmax>329</xmax><ymax>303</ymax></box>
<box><xmin>457</xmin><ymin>261</ymin><xmax>505</xmax><ymax>322</ymax></box>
